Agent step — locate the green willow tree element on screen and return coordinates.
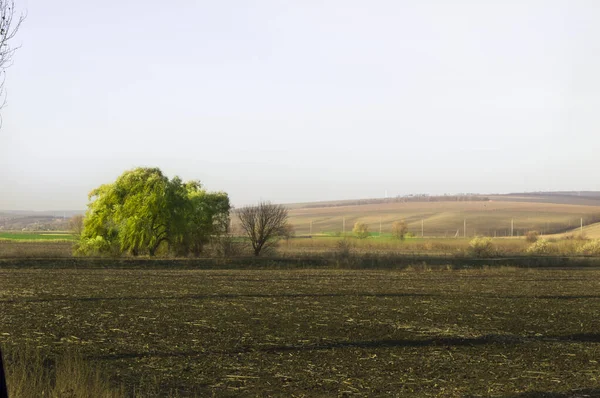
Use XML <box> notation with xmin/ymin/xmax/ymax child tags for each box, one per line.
<box><xmin>77</xmin><ymin>167</ymin><xmax>230</xmax><ymax>257</ymax></box>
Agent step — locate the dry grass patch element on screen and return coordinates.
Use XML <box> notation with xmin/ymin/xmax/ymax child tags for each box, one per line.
<box><xmin>5</xmin><ymin>347</ymin><xmax>125</xmax><ymax>398</ymax></box>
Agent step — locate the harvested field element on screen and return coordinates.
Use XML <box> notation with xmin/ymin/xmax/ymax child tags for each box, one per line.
<box><xmin>563</xmin><ymin>222</ymin><xmax>600</xmax><ymax>239</ymax></box>
<box><xmin>3</xmin><ymin>264</ymin><xmax>600</xmax><ymax>396</ymax></box>
<box><xmin>0</xmin><ymin>241</ymin><xmax>73</xmax><ymax>258</ymax></box>
<box><xmin>283</xmin><ymin>200</ymin><xmax>600</xmax><ymax>237</ymax></box>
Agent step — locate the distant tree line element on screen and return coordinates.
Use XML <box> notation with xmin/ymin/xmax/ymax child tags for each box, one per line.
<box><xmin>302</xmin><ymin>195</ymin><xmax>490</xmax><ymax>209</ymax></box>
<box><xmin>75</xmin><ymin>167</ymin><xmax>292</xmax><ymax>257</ymax></box>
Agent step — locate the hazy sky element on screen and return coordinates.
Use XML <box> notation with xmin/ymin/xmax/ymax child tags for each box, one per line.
<box><xmin>1</xmin><ymin>0</ymin><xmax>599</xmax><ymax>210</ymax></box>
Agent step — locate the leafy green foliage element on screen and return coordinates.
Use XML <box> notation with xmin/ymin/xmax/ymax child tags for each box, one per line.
<box><xmin>76</xmin><ymin>167</ymin><xmax>230</xmax><ymax>256</ymax></box>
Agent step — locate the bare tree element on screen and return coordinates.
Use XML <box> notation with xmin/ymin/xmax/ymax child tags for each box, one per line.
<box><xmin>0</xmin><ymin>349</ymin><xmax>6</xmax><ymax>398</ymax></box>
<box><xmin>237</xmin><ymin>201</ymin><xmax>289</xmax><ymax>256</ymax></box>
<box><xmin>69</xmin><ymin>214</ymin><xmax>84</xmax><ymax>237</ymax></box>
<box><xmin>0</xmin><ymin>0</ymin><xmax>23</xmax><ymax>117</ymax></box>
<box><xmin>0</xmin><ymin>3</ymin><xmax>23</xmax><ymax>395</ymax></box>
<box><xmin>392</xmin><ymin>220</ymin><xmax>408</xmax><ymax>240</ymax></box>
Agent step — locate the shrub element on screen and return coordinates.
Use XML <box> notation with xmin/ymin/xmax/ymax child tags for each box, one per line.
<box><xmin>5</xmin><ymin>347</ymin><xmax>126</xmax><ymax>398</ymax></box>
<box><xmin>278</xmin><ymin>223</ymin><xmax>296</xmax><ymax>241</ymax></box>
<box><xmin>353</xmin><ymin>222</ymin><xmax>369</xmax><ymax>239</ymax></box>
<box><xmin>73</xmin><ymin>236</ymin><xmax>120</xmax><ymax>257</ymax></box>
<box><xmin>336</xmin><ymin>239</ymin><xmax>354</xmax><ymax>258</ymax></box>
<box><xmin>468</xmin><ymin>237</ymin><xmax>496</xmax><ymax>258</ymax></box>
<box><xmin>526</xmin><ymin>239</ymin><xmax>555</xmax><ymax>255</ymax></box>
<box><xmin>525</xmin><ymin>230</ymin><xmax>540</xmax><ymax>243</ymax></box>
<box><xmin>210</xmin><ymin>235</ymin><xmax>245</xmax><ymax>257</ymax></box>
<box><xmin>391</xmin><ymin>220</ymin><xmax>408</xmax><ymax>240</ymax></box>
<box><xmin>564</xmin><ymin>234</ymin><xmax>587</xmax><ymax>241</ymax></box>
<box><xmin>577</xmin><ymin>240</ymin><xmax>600</xmax><ymax>256</ymax></box>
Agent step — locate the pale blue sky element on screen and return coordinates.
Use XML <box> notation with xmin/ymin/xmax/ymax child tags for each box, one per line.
<box><xmin>1</xmin><ymin>0</ymin><xmax>599</xmax><ymax>210</ymax></box>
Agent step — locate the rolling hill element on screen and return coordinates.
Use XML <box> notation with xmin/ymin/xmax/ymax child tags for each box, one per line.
<box><xmin>283</xmin><ymin>192</ymin><xmax>600</xmax><ymax>237</ymax></box>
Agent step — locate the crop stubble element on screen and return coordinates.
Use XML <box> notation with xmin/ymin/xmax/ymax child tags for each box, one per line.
<box><xmin>2</xmin><ymin>267</ymin><xmax>600</xmax><ymax>396</ymax></box>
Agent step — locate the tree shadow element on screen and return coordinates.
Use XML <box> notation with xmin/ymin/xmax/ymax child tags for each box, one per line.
<box><xmin>505</xmin><ymin>388</ymin><xmax>600</xmax><ymax>397</ymax></box>
<box><xmin>554</xmin><ymin>333</ymin><xmax>600</xmax><ymax>343</ymax></box>
<box><xmin>0</xmin><ymin>292</ymin><xmax>438</xmax><ymax>303</ymax></box>
<box><xmin>90</xmin><ymin>332</ymin><xmax>600</xmax><ymax>362</ymax></box>
<box><xmin>91</xmin><ymin>334</ymin><xmax>524</xmax><ymax>361</ymax></box>
<box><xmin>475</xmin><ymin>294</ymin><xmax>600</xmax><ymax>300</ymax></box>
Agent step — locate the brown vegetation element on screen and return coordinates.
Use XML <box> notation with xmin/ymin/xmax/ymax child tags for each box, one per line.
<box><xmin>525</xmin><ymin>230</ymin><xmax>540</xmax><ymax>243</ymax></box>
<box><xmin>352</xmin><ymin>222</ymin><xmax>369</xmax><ymax>239</ymax></box>
<box><xmin>391</xmin><ymin>220</ymin><xmax>408</xmax><ymax>240</ymax></box>
<box><xmin>5</xmin><ymin>347</ymin><xmax>125</xmax><ymax>398</ymax></box>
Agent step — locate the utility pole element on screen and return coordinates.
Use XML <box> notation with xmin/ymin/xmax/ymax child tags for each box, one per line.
<box><xmin>581</xmin><ymin>217</ymin><xmax>584</xmax><ymax>234</ymax></box>
<box><xmin>511</xmin><ymin>219</ymin><xmax>514</xmax><ymax>237</ymax></box>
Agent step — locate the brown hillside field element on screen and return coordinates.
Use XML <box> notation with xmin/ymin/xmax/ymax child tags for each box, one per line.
<box><xmin>560</xmin><ymin>222</ymin><xmax>600</xmax><ymax>239</ymax></box>
<box><xmin>284</xmin><ymin>200</ymin><xmax>600</xmax><ymax>237</ymax></box>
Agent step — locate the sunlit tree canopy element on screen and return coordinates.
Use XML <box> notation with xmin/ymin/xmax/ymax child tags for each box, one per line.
<box><xmin>77</xmin><ymin>167</ymin><xmax>230</xmax><ymax>256</ymax></box>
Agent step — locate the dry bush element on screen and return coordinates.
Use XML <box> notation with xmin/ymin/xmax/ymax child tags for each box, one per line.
<box><xmin>468</xmin><ymin>237</ymin><xmax>496</xmax><ymax>258</ymax></box>
<box><xmin>577</xmin><ymin>240</ymin><xmax>600</xmax><ymax>256</ymax></box>
<box><xmin>278</xmin><ymin>223</ymin><xmax>296</xmax><ymax>241</ymax></box>
<box><xmin>525</xmin><ymin>230</ymin><xmax>540</xmax><ymax>243</ymax></box>
<box><xmin>391</xmin><ymin>220</ymin><xmax>408</xmax><ymax>240</ymax></box>
<box><xmin>563</xmin><ymin>234</ymin><xmax>588</xmax><ymax>241</ymax></box>
<box><xmin>526</xmin><ymin>239</ymin><xmax>556</xmax><ymax>255</ymax></box>
<box><xmin>404</xmin><ymin>263</ymin><xmax>432</xmax><ymax>272</ymax></box>
<box><xmin>352</xmin><ymin>222</ymin><xmax>369</xmax><ymax>239</ymax></box>
<box><xmin>5</xmin><ymin>347</ymin><xmax>125</xmax><ymax>398</ymax></box>
<box><xmin>553</xmin><ymin>239</ymin><xmax>585</xmax><ymax>255</ymax></box>
<box><xmin>69</xmin><ymin>215</ymin><xmax>84</xmax><ymax>237</ymax></box>
<box><xmin>335</xmin><ymin>239</ymin><xmax>355</xmax><ymax>258</ymax></box>
<box><xmin>278</xmin><ymin>235</ymin><xmax>535</xmax><ymax>257</ymax></box>
<box><xmin>210</xmin><ymin>235</ymin><xmax>247</xmax><ymax>257</ymax></box>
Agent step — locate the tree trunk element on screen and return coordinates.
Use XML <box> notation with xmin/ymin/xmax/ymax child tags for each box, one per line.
<box><xmin>0</xmin><ymin>348</ymin><xmax>8</xmax><ymax>398</ymax></box>
<box><xmin>149</xmin><ymin>237</ymin><xmax>167</xmax><ymax>257</ymax></box>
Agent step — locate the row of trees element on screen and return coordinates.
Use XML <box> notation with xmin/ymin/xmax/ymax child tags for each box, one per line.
<box><xmin>77</xmin><ymin>167</ymin><xmax>291</xmax><ymax>257</ymax></box>
<box><xmin>76</xmin><ymin>168</ymin><xmax>416</xmax><ymax>257</ymax></box>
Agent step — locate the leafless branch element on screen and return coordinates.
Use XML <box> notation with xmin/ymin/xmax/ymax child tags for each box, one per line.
<box><xmin>237</xmin><ymin>201</ymin><xmax>289</xmax><ymax>256</ymax></box>
<box><xmin>0</xmin><ymin>0</ymin><xmax>24</xmax><ymax>118</ymax></box>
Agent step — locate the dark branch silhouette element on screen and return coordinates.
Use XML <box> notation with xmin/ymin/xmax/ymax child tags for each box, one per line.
<box><xmin>237</xmin><ymin>201</ymin><xmax>289</xmax><ymax>256</ymax></box>
<box><xmin>0</xmin><ymin>2</ymin><xmax>23</xmax><ymax>396</ymax></box>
